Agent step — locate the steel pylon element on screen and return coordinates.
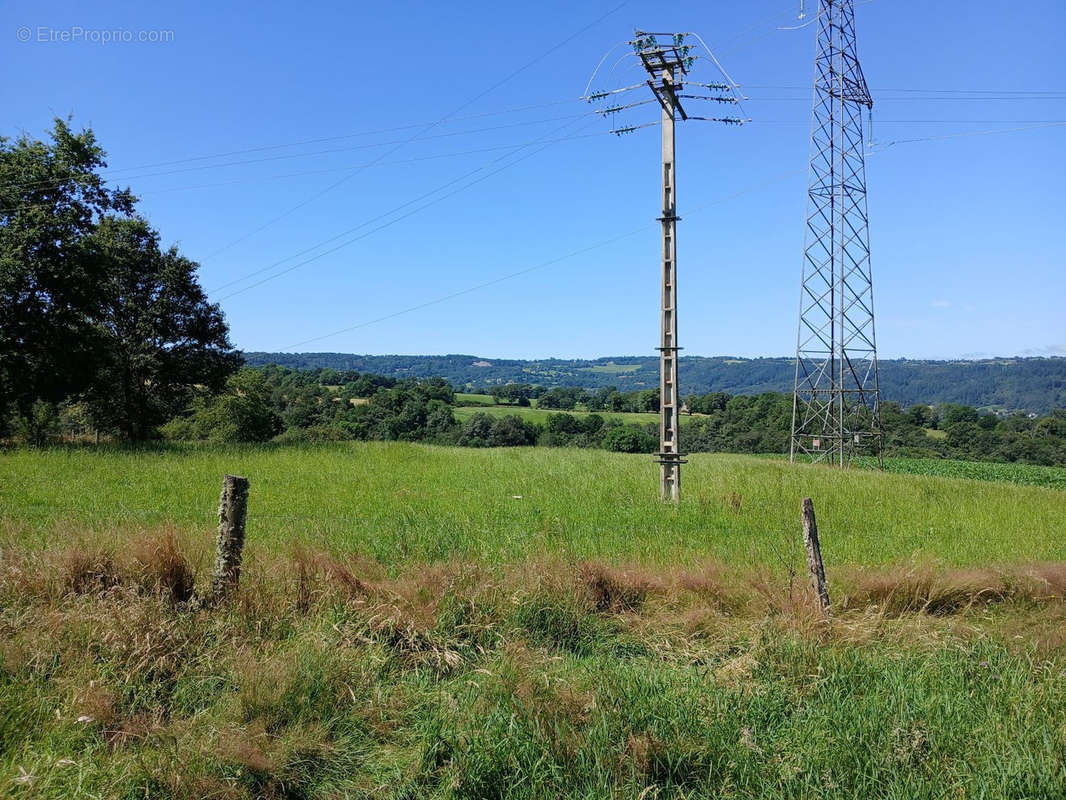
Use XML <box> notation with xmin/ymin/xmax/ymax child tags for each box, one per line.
<box><xmin>790</xmin><ymin>0</ymin><xmax>883</xmax><ymax>468</ymax></box>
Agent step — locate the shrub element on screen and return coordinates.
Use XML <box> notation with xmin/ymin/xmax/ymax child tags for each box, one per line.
<box><xmin>602</xmin><ymin>425</ymin><xmax>657</xmax><ymax>454</ymax></box>
<box><xmin>489</xmin><ymin>415</ymin><xmax>538</xmax><ymax>447</ymax></box>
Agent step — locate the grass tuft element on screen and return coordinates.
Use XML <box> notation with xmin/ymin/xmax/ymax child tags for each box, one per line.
<box><xmin>130</xmin><ymin>528</ymin><xmax>197</xmax><ymax>603</ymax></box>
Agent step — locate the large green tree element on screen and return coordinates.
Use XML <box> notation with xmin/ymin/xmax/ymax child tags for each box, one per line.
<box><xmin>0</xmin><ymin>120</ymin><xmax>134</xmax><ymax>424</ymax></box>
<box><xmin>0</xmin><ymin>120</ymin><xmax>240</xmax><ymax>439</ymax></box>
<box><xmin>81</xmin><ymin>216</ymin><xmax>240</xmax><ymax>439</ymax></box>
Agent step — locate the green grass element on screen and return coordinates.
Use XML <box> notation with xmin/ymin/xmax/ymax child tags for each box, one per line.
<box><xmin>453</xmin><ymin>393</ymin><xmax>496</xmax><ymax>406</ymax></box>
<box><xmin>878</xmin><ymin>456</ymin><xmax>1066</xmax><ymax>490</ymax></box>
<box><xmin>4</xmin><ymin>443</ymin><xmax>1066</xmax><ymax>797</ymax></box>
<box><xmin>2</xmin><ymin>444</ymin><xmax>1063</xmax><ymax>567</ymax></box>
<box><xmin>453</xmin><ymin>404</ymin><xmax>659</xmax><ymax>426</ymax></box>
<box><xmin>580</xmin><ymin>362</ymin><xmax>641</xmax><ymax>374</ymax></box>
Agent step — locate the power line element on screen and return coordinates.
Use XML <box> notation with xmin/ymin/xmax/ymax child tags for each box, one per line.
<box><xmin>866</xmin><ymin>120</ymin><xmax>1066</xmax><ymax>152</ymax></box>
<box><xmin>280</xmin><ymin>169</ymin><xmax>805</xmax><ymax>351</ymax></box>
<box><xmin>747</xmin><ymin>119</ymin><xmax>1066</xmax><ymax>124</ymax></box>
<box><xmin>3</xmin><ymin>89</ymin><xmax>1059</xmax><ymax>198</ymax></box>
<box><xmin>116</xmin><ymin>131</ymin><xmax>612</xmax><ymax>196</ymax></box>
<box><xmin>0</xmin><ymin>110</ymin><xmax>608</xmax><ymax>201</ymax></box>
<box><xmin>202</xmin><ymin>0</ymin><xmax>631</xmax><ymax>260</ymax></box>
<box><xmin>274</xmin><ymin>115</ymin><xmax>1066</xmax><ymax>352</ymax></box>
<box><xmin>742</xmin><ymin>84</ymin><xmax>1066</xmax><ymax>94</ymax></box>
<box><xmin>215</xmin><ymin>115</ymin><xmax>598</xmax><ymax>300</ymax></box>
<box><xmin>0</xmin><ymin>129</ymin><xmax>614</xmax><ymax>216</ymax></box>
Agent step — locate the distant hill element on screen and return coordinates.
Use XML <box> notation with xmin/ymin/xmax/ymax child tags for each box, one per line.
<box><xmin>244</xmin><ymin>353</ymin><xmax>1066</xmax><ymax>413</ymax></box>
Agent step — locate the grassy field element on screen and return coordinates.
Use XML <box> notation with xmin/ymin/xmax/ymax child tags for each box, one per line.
<box><xmin>453</xmin><ymin>404</ymin><xmax>659</xmax><ymax>427</ymax></box>
<box><xmin>580</xmin><ymin>362</ymin><xmax>642</xmax><ymax>374</ymax></box>
<box><xmin>453</xmin><ymin>393</ymin><xmax>496</xmax><ymax>406</ymax></box>
<box><xmin>878</xmin><ymin>456</ymin><xmax>1066</xmax><ymax>490</ymax></box>
<box><xmin>3</xmin><ymin>444</ymin><xmax>1064</xmax><ymax>567</ymax></box>
<box><xmin>3</xmin><ymin>444</ymin><xmax>1066</xmax><ymax>798</ymax></box>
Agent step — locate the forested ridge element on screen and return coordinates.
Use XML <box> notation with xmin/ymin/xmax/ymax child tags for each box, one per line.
<box><xmin>246</xmin><ymin>353</ymin><xmax>1066</xmax><ymax>413</ymax></box>
<box><xmin>147</xmin><ymin>366</ymin><xmax>1066</xmax><ymax>468</ymax></box>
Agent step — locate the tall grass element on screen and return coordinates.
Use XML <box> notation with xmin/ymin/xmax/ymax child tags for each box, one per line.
<box><xmin>3</xmin><ymin>444</ymin><xmax>1066</xmax><ymax>797</ymax></box>
<box><xmin>2</xmin><ymin>539</ymin><xmax>1066</xmax><ymax>798</ymax></box>
<box><xmin>2</xmin><ymin>443</ymin><xmax>1063</xmax><ymax>568</ymax></box>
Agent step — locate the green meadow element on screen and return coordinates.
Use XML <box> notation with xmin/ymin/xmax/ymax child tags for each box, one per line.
<box><xmin>3</xmin><ymin>443</ymin><xmax>1063</xmax><ymax>567</ymax></box>
<box><xmin>452</xmin><ymin>404</ymin><xmax>659</xmax><ymax>427</ymax></box>
<box><xmin>3</xmin><ymin>443</ymin><xmax>1066</xmax><ymax>798</ymax></box>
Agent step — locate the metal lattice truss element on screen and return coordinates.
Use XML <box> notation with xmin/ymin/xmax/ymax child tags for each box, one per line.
<box><xmin>791</xmin><ymin>0</ymin><xmax>883</xmax><ymax>468</ymax></box>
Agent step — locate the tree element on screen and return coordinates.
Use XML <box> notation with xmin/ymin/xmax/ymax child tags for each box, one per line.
<box><xmin>0</xmin><ymin>120</ymin><xmax>135</xmax><ymax>428</ymax></box>
<box><xmin>940</xmin><ymin>403</ymin><xmax>979</xmax><ymax>427</ymax></box>
<box><xmin>636</xmin><ymin>389</ymin><xmax>660</xmax><ymax>413</ymax></box>
<box><xmin>81</xmin><ymin>216</ymin><xmax>241</xmax><ymax>439</ymax></box>
<box><xmin>489</xmin><ymin>415</ymin><xmax>538</xmax><ymax>447</ymax></box>
<box><xmin>602</xmin><ymin>425</ymin><xmax>657</xmax><ymax>454</ymax></box>
<box><xmin>166</xmin><ymin>369</ymin><xmax>282</xmax><ymax>443</ymax></box>
<box><xmin>457</xmin><ymin>413</ymin><xmax>495</xmax><ymax>447</ymax></box>
<box><xmin>906</xmin><ymin>404</ymin><xmax>938</xmax><ymax>428</ymax></box>
<box><xmin>492</xmin><ymin>383</ymin><xmax>534</xmax><ymax>406</ymax></box>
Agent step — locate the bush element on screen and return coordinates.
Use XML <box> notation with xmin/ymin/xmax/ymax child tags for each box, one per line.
<box><xmin>602</xmin><ymin>425</ymin><xmax>657</xmax><ymax>454</ymax></box>
<box><xmin>489</xmin><ymin>415</ymin><xmax>538</xmax><ymax>447</ymax></box>
<box><xmin>457</xmin><ymin>413</ymin><xmax>495</xmax><ymax>447</ymax></box>
<box><xmin>8</xmin><ymin>399</ymin><xmax>61</xmax><ymax>446</ymax></box>
<box><xmin>169</xmin><ymin>370</ymin><xmax>283</xmax><ymax>443</ymax></box>
<box><xmin>271</xmin><ymin>425</ymin><xmax>352</xmax><ymax>444</ymax></box>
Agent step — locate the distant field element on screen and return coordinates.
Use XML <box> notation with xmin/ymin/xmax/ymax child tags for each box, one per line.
<box><xmin>753</xmin><ymin>453</ymin><xmax>1066</xmax><ymax>491</ymax></box>
<box><xmin>453</xmin><ymin>392</ymin><xmax>496</xmax><ymax>406</ymax></box>
<box><xmin>878</xmin><ymin>456</ymin><xmax>1066</xmax><ymax>490</ymax></box>
<box><xmin>453</xmin><ymin>404</ymin><xmax>659</xmax><ymax>427</ymax></box>
<box><xmin>580</xmin><ymin>362</ymin><xmax>641</xmax><ymax>374</ymax></box>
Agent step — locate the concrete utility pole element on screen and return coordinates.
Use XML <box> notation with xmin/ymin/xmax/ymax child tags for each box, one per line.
<box><xmin>656</xmin><ymin>66</ymin><xmax>683</xmax><ymax>502</ymax></box>
<box><xmin>589</xmin><ymin>31</ymin><xmax>745</xmax><ymax>502</ymax></box>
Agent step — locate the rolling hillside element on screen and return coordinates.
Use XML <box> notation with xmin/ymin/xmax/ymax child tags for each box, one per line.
<box><xmin>245</xmin><ymin>353</ymin><xmax>1066</xmax><ymax>413</ymax></box>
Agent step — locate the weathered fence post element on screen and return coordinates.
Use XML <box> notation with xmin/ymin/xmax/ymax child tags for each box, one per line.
<box><xmin>801</xmin><ymin>498</ymin><xmax>831</xmax><ymax>617</ymax></box>
<box><xmin>213</xmin><ymin>475</ymin><xmax>250</xmax><ymax>603</ymax></box>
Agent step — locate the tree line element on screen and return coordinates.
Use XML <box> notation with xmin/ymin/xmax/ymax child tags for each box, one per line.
<box><xmin>246</xmin><ymin>351</ymin><xmax>1066</xmax><ymax>415</ymax></box>
<box><xmin>153</xmin><ymin>369</ymin><xmax>1066</xmax><ymax>466</ymax></box>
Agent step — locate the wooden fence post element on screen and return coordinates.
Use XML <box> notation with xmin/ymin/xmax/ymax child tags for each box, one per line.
<box><xmin>801</xmin><ymin>498</ymin><xmax>831</xmax><ymax>617</ymax></box>
<box><xmin>213</xmin><ymin>475</ymin><xmax>250</xmax><ymax>603</ymax></box>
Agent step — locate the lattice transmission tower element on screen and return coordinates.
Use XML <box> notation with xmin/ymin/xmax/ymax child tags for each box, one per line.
<box><xmin>790</xmin><ymin>0</ymin><xmax>883</xmax><ymax>468</ymax></box>
<box><xmin>587</xmin><ymin>31</ymin><xmax>745</xmax><ymax>501</ymax></box>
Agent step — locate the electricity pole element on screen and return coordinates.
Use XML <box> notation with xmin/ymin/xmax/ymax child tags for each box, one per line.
<box><xmin>589</xmin><ymin>31</ymin><xmax>745</xmax><ymax>501</ymax></box>
<box><xmin>790</xmin><ymin>0</ymin><xmax>883</xmax><ymax>468</ymax></box>
<box><xmin>655</xmin><ymin>65</ymin><xmax>682</xmax><ymax>501</ymax></box>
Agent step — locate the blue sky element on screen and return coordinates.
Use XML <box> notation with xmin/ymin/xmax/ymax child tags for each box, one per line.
<box><xmin>6</xmin><ymin>0</ymin><xmax>1065</xmax><ymax>359</ymax></box>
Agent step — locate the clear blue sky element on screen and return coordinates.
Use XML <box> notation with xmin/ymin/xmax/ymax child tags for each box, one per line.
<box><xmin>6</xmin><ymin>0</ymin><xmax>1065</xmax><ymax>359</ymax></box>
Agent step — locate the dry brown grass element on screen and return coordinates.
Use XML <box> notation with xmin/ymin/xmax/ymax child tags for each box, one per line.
<box><xmin>840</xmin><ymin>566</ymin><xmax>1009</xmax><ymax>615</ymax></box>
<box><xmin>104</xmin><ymin>711</ymin><xmax>162</xmax><ymax>750</ymax></box>
<box><xmin>74</xmin><ymin>684</ymin><xmax>119</xmax><ymax>728</ymax></box>
<box><xmin>130</xmin><ymin>528</ymin><xmax>197</xmax><ymax>603</ymax></box>
<box><xmin>579</xmin><ymin>561</ymin><xmax>657</xmax><ymax>613</ymax></box>
<box><xmin>218</xmin><ymin>721</ymin><xmax>276</xmax><ymax>773</ymax></box>
<box><xmin>8</xmin><ymin>527</ymin><xmax>1066</xmax><ymax>628</ymax></box>
<box><xmin>61</xmin><ymin>547</ymin><xmax>121</xmax><ymax>595</ymax></box>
